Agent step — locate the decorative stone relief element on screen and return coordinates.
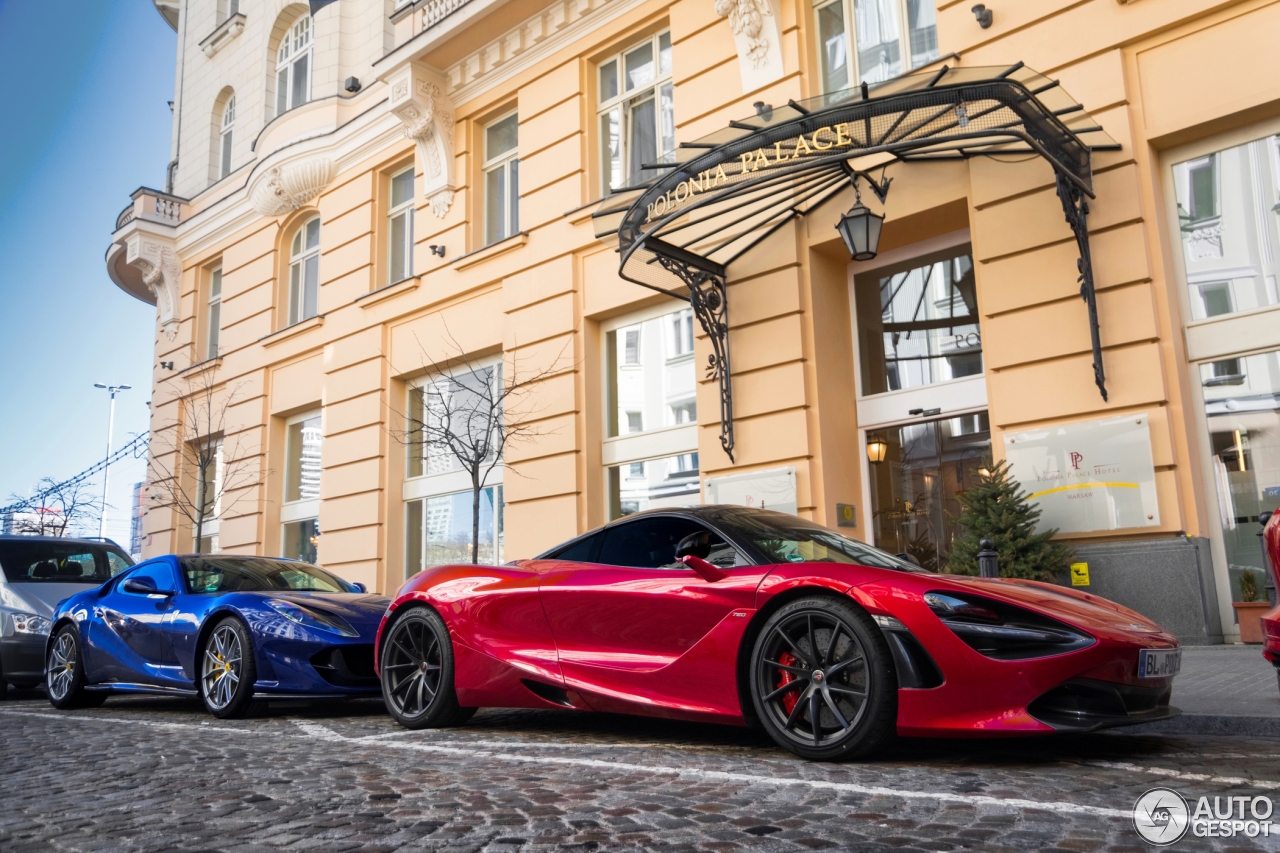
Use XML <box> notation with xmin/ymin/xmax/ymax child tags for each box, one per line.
<box><xmin>249</xmin><ymin>157</ymin><xmax>335</xmax><ymax>217</ymax></box>
<box><xmin>1185</xmin><ymin>221</ymin><xmax>1224</xmax><ymax>260</ymax></box>
<box><xmin>387</xmin><ymin>62</ymin><xmax>457</xmax><ymax>218</ymax></box>
<box><xmin>124</xmin><ymin>233</ymin><xmax>182</xmax><ymax>341</ymax></box>
<box><xmin>716</xmin><ymin>0</ymin><xmax>785</xmax><ymax>93</ymax></box>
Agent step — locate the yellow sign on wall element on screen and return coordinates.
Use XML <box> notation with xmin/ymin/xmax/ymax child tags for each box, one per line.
<box><xmin>1070</xmin><ymin>562</ymin><xmax>1090</xmax><ymax>586</ymax></box>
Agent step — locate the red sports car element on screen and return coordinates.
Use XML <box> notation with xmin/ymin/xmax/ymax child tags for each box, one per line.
<box><xmin>374</xmin><ymin>506</ymin><xmax>1181</xmax><ymax>760</ymax></box>
<box><xmin>1259</xmin><ymin>511</ymin><xmax>1280</xmax><ymax>681</ymax></box>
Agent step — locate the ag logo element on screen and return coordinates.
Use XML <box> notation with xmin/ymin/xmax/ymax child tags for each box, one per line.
<box><xmin>1133</xmin><ymin>787</ymin><xmax>1189</xmax><ymax>845</ymax></box>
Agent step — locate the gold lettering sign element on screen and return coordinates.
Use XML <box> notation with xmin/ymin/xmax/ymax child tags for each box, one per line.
<box><xmin>644</xmin><ymin>125</ymin><xmax>859</xmax><ymax>222</ymax></box>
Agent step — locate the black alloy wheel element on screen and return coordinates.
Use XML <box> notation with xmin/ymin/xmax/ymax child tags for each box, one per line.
<box><xmin>200</xmin><ymin>616</ymin><xmax>258</xmax><ymax>719</ymax></box>
<box><xmin>750</xmin><ymin>596</ymin><xmax>896</xmax><ymax>761</ymax></box>
<box><xmin>380</xmin><ymin>606</ymin><xmax>475</xmax><ymax>730</ymax></box>
<box><xmin>46</xmin><ymin>625</ymin><xmax>105</xmax><ymax>709</ymax></box>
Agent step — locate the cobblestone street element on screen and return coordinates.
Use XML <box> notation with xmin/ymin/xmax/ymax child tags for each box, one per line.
<box><xmin>3</xmin><ymin>691</ymin><xmax>1280</xmax><ymax>852</ymax></box>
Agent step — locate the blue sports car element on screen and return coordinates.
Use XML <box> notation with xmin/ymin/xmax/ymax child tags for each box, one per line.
<box><xmin>45</xmin><ymin>555</ymin><xmax>389</xmax><ymax>718</ymax></box>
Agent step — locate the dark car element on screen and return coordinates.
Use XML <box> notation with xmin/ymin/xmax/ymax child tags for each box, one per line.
<box><xmin>0</xmin><ymin>536</ymin><xmax>133</xmax><ymax>696</ymax></box>
<box><xmin>46</xmin><ymin>554</ymin><xmax>389</xmax><ymax>717</ymax></box>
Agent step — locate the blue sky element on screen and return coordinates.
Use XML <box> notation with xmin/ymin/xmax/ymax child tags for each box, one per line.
<box><xmin>0</xmin><ymin>0</ymin><xmax>175</xmax><ymax>541</ymax></box>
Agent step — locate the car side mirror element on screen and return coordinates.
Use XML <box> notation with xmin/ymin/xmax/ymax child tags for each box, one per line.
<box><xmin>675</xmin><ymin>532</ymin><xmax>711</xmax><ymax>560</ymax></box>
<box><xmin>895</xmin><ymin>552</ymin><xmax>922</xmax><ymax>568</ymax></box>
<box><xmin>353</xmin><ymin>582</ymin><xmax>367</xmax><ymax>593</ymax></box>
<box><xmin>122</xmin><ymin>578</ymin><xmax>175</xmax><ymax>597</ymax></box>
<box><xmin>679</xmin><ymin>555</ymin><xmax>728</xmax><ymax>582</ymax></box>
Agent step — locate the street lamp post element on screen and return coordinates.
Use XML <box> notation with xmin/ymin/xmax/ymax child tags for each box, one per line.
<box><xmin>94</xmin><ymin>383</ymin><xmax>131</xmax><ymax>539</ymax></box>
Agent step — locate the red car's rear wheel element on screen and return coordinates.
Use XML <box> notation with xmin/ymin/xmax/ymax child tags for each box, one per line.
<box><xmin>750</xmin><ymin>597</ymin><xmax>896</xmax><ymax>761</ymax></box>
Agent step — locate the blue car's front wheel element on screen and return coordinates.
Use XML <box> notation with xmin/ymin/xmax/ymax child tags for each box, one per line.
<box><xmin>201</xmin><ymin>617</ymin><xmax>257</xmax><ymax>719</ymax></box>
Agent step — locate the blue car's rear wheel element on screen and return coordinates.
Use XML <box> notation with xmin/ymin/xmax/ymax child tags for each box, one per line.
<box><xmin>47</xmin><ymin>626</ymin><xmax>103</xmax><ymax>709</ymax></box>
<box><xmin>380</xmin><ymin>606</ymin><xmax>474</xmax><ymax>729</ymax></box>
<box><xmin>201</xmin><ymin>617</ymin><xmax>257</xmax><ymax>719</ymax></box>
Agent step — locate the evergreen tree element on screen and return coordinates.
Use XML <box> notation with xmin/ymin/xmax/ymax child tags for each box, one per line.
<box><xmin>946</xmin><ymin>456</ymin><xmax>1072</xmax><ymax>582</ymax></box>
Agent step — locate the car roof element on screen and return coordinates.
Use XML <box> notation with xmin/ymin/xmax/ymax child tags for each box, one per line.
<box><xmin>0</xmin><ymin>535</ymin><xmax>127</xmax><ymax>548</ymax></box>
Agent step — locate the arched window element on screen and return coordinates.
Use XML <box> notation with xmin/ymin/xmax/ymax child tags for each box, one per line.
<box><xmin>276</xmin><ymin>14</ymin><xmax>312</xmax><ymax>116</ymax></box>
<box><xmin>288</xmin><ymin>217</ymin><xmax>320</xmax><ymax>325</ymax></box>
<box><xmin>219</xmin><ymin>96</ymin><xmax>235</xmax><ymax>179</ymax></box>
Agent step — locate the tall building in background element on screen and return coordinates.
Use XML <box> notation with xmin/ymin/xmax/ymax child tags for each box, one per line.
<box><xmin>103</xmin><ymin>0</ymin><xmax>1280</xmax><ymax>644</ymax></box>
<box><xmin>129</xmin><ymin>482</ymin><xmax>147</xmax><ymax>558</ymax></box>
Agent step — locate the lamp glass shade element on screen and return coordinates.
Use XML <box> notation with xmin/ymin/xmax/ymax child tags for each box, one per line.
<box><xmin>836</xmin><ymin>202</ymin><xmax>884</xmax><ymax>262</ymax></box>
<box><xmin>866</xmin><ymin>435</ymin><xmax>888</xmax><ymax>464</ymax></box>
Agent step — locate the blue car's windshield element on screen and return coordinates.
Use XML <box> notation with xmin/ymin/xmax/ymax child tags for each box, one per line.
<box><xmin>180</xmin><ymin>557</ymin><xmax>356</xmax><ymax>594</ymax></box>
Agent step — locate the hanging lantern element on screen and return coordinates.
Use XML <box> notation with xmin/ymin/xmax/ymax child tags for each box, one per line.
<box><xmin>836</xmin><ymin>201</ymin><xmax>884</xmax><ymax>261</ymax></box>
<box><xmin>866</xmin><ymin>434</ymin><xmax>888</xmax><ymax>465</ymax></box>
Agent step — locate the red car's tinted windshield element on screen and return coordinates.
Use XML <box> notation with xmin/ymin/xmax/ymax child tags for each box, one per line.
<box><xmin>712</xmin><ymin>509</ymin><xmax>928</xmax><ymax>572</ymax></box>
<box><xmin>0</xmin><ymin>540</ymin><xmax>133</xmax><ymax>583</ymax></box>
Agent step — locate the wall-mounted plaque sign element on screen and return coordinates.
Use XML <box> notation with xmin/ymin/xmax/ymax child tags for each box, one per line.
<box><xmin>705</xmin><ymin>466</ymin><xmax>797</xmax><ymax>515</ymax></box>
<box><xmin>1004</xmin><ymin>414</ymin><xmax>1160</xmax><ymax>534</ymax></box>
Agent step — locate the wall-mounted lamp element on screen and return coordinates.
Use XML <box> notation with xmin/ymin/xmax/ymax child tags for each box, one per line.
<box><xmin>753</xmin><ymin>101</ymin><xmax>773</xmax><ymax>121</ymax></box>
<box><xmin>972</xmin><ymin>4</ymin><xmax>993</xmax><ymax>28</ymax></box>
<box><xmin>344</xmin><ymin>76</ymin><xmax>362</xmax><ymax>94</ymax></box>
<box><xmin>159</xmin><ymin>361</ymin><xmax>174</xmax><ymax>371</ymax></box>
<box><xmin>429</xmin><ymin>244</ymin><xmax>446</xmax><ymax>258</ymax></box>
<box><xmin>866</xmin><ymin>434</ymin><xmax>888</xmax><ymax>465</ymax></box>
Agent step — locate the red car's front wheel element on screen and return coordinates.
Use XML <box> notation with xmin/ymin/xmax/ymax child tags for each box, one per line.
<box><xmin>750</xmin><ymin>597</ymin><xmax>897</xmax><ymax>761</ymax></box>
<box><xmin>380</xmin><ymin>606</ymin><xmax>475</xmax><ymax>729</ymax></box>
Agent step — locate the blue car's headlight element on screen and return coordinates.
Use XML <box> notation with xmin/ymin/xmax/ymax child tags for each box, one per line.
<box><xmin>267</xmin><ymin>600</ymin><xmax>358</xmax><ymax>637</ymax></box>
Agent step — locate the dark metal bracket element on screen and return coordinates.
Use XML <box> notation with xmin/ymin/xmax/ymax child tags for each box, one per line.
<box><xmin>656</xmin><ymin>255</ymin><xmax>735</xmax><ymax>462</ymax></box>
<box><xmin>1054</xmin><ymin>172</ymin><xmax>1108</xmax><ymax>402</ymax></box>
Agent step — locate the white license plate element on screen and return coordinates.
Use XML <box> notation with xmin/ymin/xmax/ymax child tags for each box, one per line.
<box><xmin>1138</xmin><ymin>648</ymin><xmax>1181</xmax><ymax>678</ymax></box>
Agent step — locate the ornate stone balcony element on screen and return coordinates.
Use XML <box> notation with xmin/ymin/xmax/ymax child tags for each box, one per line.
<box><xmin>106</xmin><ymin>187</ymin><xmax>189</xmax><ymax>341</ymax></box>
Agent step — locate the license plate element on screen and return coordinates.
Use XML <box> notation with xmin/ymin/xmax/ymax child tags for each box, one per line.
<box><xmin>1138</xmin><ymin>648</ymin><xmax>1181</xmax><ymax>678</ymax></box>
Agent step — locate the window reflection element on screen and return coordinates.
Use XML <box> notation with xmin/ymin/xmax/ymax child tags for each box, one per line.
<box><xmin>608</xmin><ymin>452</ymin><xmax>700</xmax><ymax>518</ymax></box>
<box><xmin>1173</xmin><ymin>136</ymin><xmax>1280</xmax><ymax>321</ymax></box>
<box><xmin>855</xmin><ymin>245</ymin><xmax>979</xmax><ymax>396</ymax></box>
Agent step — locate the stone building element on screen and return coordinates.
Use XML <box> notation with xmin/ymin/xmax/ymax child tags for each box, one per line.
<box><xmin>108</xmin><ymin>0</ymin><xmax>1280</xmax><ymax>643</ymax></box>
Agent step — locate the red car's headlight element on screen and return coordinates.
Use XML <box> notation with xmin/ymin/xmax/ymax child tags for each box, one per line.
<box><xmin>924</xmin><ymin>592</ymin><xmax>1094</xmax><ymax>660</ymax></box>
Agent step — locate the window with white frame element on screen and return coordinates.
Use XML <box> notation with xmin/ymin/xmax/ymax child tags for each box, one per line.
<box><xmin>598</xmin><ymin>31</ymin><xmax>674</xmax><ymax>193</ymax></box>
<box><xmin>603</xmin><ymin>304</ymin><xmax>700</xmax><ymax>519</ymax></box>
<box><xmin>206</xmin><ymin>267</ymin><xmax>222</xmax><ymax>360</ymax></box>
<box><xmin>813</xmin><ymin>0</ymin><xmax>938</xmax><ymax>91</ymax></box>
<box><xmin>195</xmin><ymin>438</ymin><xmax>224</xmax><ymax>554</ymax></box>
<box><xmin>218</xmin><ymin>0</ymin><xmax>240</xmax><ymax>23</ymax></box>
<box><xmin>282</xmin><ymin>411</ymin><xmax>322</xmax><ymax>563</ymax></box>
<box><xmin>219</xmin><ymin>96</ymin><xmax>235</xmax><ymax>179</ymax></box>
<box><xmin>404</xmin><ymin>362</ymin><xmax>504</xmax><ymax>576</ymax></box>
<box><xmin>288</xmin><ymin>217</ymin><xmax>320</xmax><ymax>325</ymax></box>
<box><xmin>388</xmin><ymin>167</ymin><xmax>415</xmax><ymax>284</ymax></box>
<box><xmin>275</xmin><ymin>15</ymin><xmax>312</xmax><ymax>116</ymax></box>
<box><xmin>484</xmin><ymin>112</ymin><xmax>520</xmax><ymax>245</ymax></box>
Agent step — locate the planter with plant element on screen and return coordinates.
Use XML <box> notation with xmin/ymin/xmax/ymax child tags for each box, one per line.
<box><xmin>1234</xmin><ymin>570</ymin><xmax>1269</xmax><ymax>644</ymax></box>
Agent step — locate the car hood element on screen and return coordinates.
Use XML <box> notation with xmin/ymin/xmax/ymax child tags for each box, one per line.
<box><xmin>264</xmin><ymin>591</ymin><xmax>390</xmax><ymax>629</ymax></box>
<box><xmin>941</xmin><ymin>576</ymin><xmax>1175</xmax><ymax>642</ymax></box>
<box><xmin>0</xmin><ymin>582</ymin><xmax>101</xmax><ymax>618</ymax></box>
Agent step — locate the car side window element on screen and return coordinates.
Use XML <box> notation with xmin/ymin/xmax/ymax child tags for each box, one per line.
<box><xmin>595</xmin><ymin>517</ymin><xmax>708</xmax><ymax>569</ymax></box>
<box><xmin>123</xmin><ymin>562</ymin><xmax>178</xmax><ymax>595</ymax></box>
<box><xmin>551</xmin><ymin>532</ymin><xmax>605</xmax><ymax>563</ymax></box>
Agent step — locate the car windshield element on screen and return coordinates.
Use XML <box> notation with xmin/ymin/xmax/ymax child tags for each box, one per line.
<box><xmin>0</xmin><ymin>540</ymin><xmax>133</xmax><ymax>583</ymax></box>
<box><xmin>711</xmin><ymin>508</ymin><xmax>929</xmax><ymax>572</ymax></box>
<box><xmin>180</xmin><ymin>557</ymin><xmax>357</xmax><ymax>594</ymax></box>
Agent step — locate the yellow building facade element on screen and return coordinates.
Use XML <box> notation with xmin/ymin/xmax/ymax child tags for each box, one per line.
<box><xmin>108</xmin><ymin>0</ymin><xmax>1280</xmax><ymax>644</ymax></box>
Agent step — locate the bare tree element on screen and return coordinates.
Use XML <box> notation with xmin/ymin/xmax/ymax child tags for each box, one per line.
<box><xmin>395</xmin><ymin>332</ymin><xmax>567</xmax><ymax>565</ymax></box>
<box><xmin>5</xmin><ymin>478</ymin><xmax>102</xmax><ymax>537</ymax></box>
<box><xmin>146</xmin><ymin>370</ymin><xmax>257</xmax><ymax>553</ymax></box>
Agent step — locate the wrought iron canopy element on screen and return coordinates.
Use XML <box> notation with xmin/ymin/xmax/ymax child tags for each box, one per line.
<box><xmin>592</xmin><ymin>63</ymin><xmax>1120</xmax><ymax>461</ymax></box>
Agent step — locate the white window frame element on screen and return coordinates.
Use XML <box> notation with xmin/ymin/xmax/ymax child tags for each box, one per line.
<box><xmin>282</xmin><ymin>409</ymin><xmax>322</xmax><ymax>526</ymax></box>
<box><xmin>812</xmin><ymin>0</ymin><xmax>939</xmax><ymax>93</ymax></box>
<box><xmin>275</xmin><ymin>14</ymin><xmax>313</xmax><ymax>117</ymax></box>
<box><xmin>388</xmin><ymin>167</ymin><xmax>415</xmax><ymax>284</ymax></box>
<box><xmin>288</xmin><ymin>216</ymin><xmax>321</xmax><ymax>325</ymax></box>
<box><xmin>483</xmin><ymin>111</ymin><xmax>520</xmax><ymax>245</ymax></box>
<box><xmin>206</xmin><ymin>267</ymin><xmax>222</xmax><ymax>360</ymax></box>
<box><xmin>403</xmin><ymin>357</ymin><xmax>506</xmax><ymax>576</ymax></box>
<box><xmin>597</xmin><ymin>31</ymin><xmax>674</xmax><ymax>194</ymax></box>
<box><xmin>219</xmin><ymin>96</ymin><xmax>235</xmax><ymax>179</ymax></box>
<box><xmin>601</xmin><ymin>303</ymin><xmax>700</xmax><ymax>517</ymax></box>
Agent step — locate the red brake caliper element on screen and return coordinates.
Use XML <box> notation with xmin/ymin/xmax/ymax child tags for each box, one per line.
<box><xmin>777</xmin><ymin>651</ymin><xmax>799</xmax><ymax>714</ymax></box>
